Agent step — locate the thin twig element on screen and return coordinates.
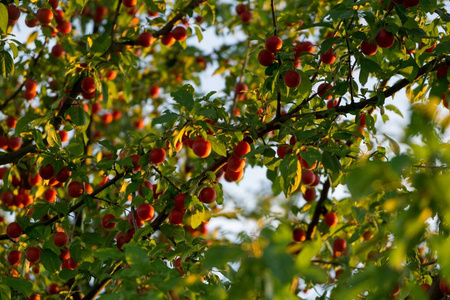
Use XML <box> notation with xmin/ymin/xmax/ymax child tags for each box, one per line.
<box><xmin>306</xmin><ymin>177</ymin><xmax>331</xmax><ymax>240</ymax></box>
<box><xmin>151</xmin><ymin>165</ymin><xmax>181</xmax><ymax>192</ymax></box>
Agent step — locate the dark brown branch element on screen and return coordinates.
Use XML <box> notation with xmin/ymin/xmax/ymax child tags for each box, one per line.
<box><xmin>306</xmin><ymin>177</ymin><xmax>331</xmax><ymax>240</ymax></box>
<box><xmin>110</xmin><ymin>0</ymin><xmax>123</xmax><ymax>36</ymax></box>
<box><xmin>0</xmin><ymin>144</ymin><xmax>38</xmax><ymax>166</ymax></box>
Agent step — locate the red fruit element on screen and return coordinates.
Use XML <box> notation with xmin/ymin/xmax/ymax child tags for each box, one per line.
<box><xmin>53</xmin><ymin>232</ymin><xmax>69</xmax><ymax>247</ymax></box>
<box><xmin>320</xmin><ymin>48</ymin><xmax>336</xmax><ymax>64</ymax></box>
<box><xmin>172</xmin><ymin>26</ymin><xmax>187</xmax><ymax>41</ymax></box>
<box><xmin>174</xmin><ymin>193</ymin><xmax>187</xmax><ymax>210</ymax></box>
<box><xmin>51</xmin><ymin>44</ymin><xmax>64</xmax><ymax>58</ymax></box>
<box><xmin>67</xmin><ymin>181</ymin><xmax>84</xmax><ymax>198</ymax></box>
<box><xmin>404</xmin><ymin>0</ymin><xmax>419</xmax><ymax>8</ymax></box>
<box><xmin>295</xmin><ymin>41</ymin><xmax>315</xmax><ymax>54</ymax></box>
<box><xmin>169</xmin><ymin>209</ymin><xmax>184</xmax><ymax>225</ymax></box>
<box><xmin>227</xmin><ymin>156</ymin><xmax>246</xmax><ymax>172</ymax></box>
<box><xmin>2</xmin><ymin>191</ymin><xmax>14</xmax><ymax>206</ymax></box>
<box><xmin>123</xmin><ymin>0</ymin><xmax>137</xmax><ymax>8</ymax></box>
<box><xmin>47</xmin><ymin>283</ymin><xmax>60</xmax><ymax>295</ymax></box>
<box><xmin>55</xmin><ymin>166</ymin><xmax>71</xmax><ymax>182</ymax></box>
<box><xmin>240</xmin><ymin>10</ymin><xmax>252</xmax><ymax>23</ymax></box>
<box><xmin>149</xmin><ymin>148</ymin><xmax>166</xmax><ymax>165</ymax></box>
<box><xmin>102</xmin><ymin>113</ymin><xmax>113</xmax><ymax>125</ymax></box>
<box><xmin>44</xmin><ymin>189</ymin><xmax>57</xmax><ymax>203</ymax></box>
<box><xmin>92</xmin><ymin>102</ymin><xmax>101</xmax><ymax>114</ymax></box>
<box><xmin>361</xmin><ymin>40</ymin><xmax>377</xmax><ymax>56</ymax></box>
<box><xmin>324</xmin><ymin>212</ymin><xmax>338</xmax><ymax>227</ymax></box>
<box><xmin>376</xmin><ymin>29</ymin><xmax>395</xmax><ymax>49</ymax></box>
<box><xmin>11</xmin><ymin>175</ymin><xmax>21</xmax><ymax>186</ymax></box>
<box><xmin>37</xmin><ymin>8</ymin><xmax>54</xmax><ymax>25</ymax></box>
<box><xmin>235</xmin><ymin>3</ymin><xmax>247</xmax><ymax>14</ymax></box>
<box><xmin>49</xmin><ymin>0</ymin><xmax>59</xmax><ymax>9</ymax></box>
<box><xmin>224</xmin><ymin>168</ymin><xmax>244</xmax><ymax>182</ymax></box>
<box><xmin>0</xmin><ymin>168</ymin><xmax>8</xmax><ymax>180</ymax></box>
<box><xmin>311</xmin><ymin>174</ymin><xmax>320</xmax><ymax>187</ymax></box>
<box><xmin>25</xmin><ymin>79</ymin><xmax>38</xmax><ymax>92</ymax></box>
<box><xmin>199</xmin><ymin>187</ymin><xmax>216</xmax><ymax>204</ymax></box>
<box><xmin>265</xmin><ymin>35</ymin><xmax>283</xmax><ymax>53</ymax></box>
<box><xmin>327</xmin><ymin>99</ymin><xmax>338</xmax><ymax>109</ymax></box>
<box><xmin>362</xmin><ymin>230</ymin><xmax>373</xmax><ymax>241</ymax></box>
<box><xmin>61</xmin><ymin>257</ymin><xmax>77</xmax><ymax>270</ymax></box>
<box><xmin>150</xmin><ymin>86</ymin><xmax>160</xmax><ymax>98</ymax></box>
<box><xmin>58</xmin><ymin>130</ymin><xmax>68</xmax><ymax>142</ymax></box>
<box><xmin>419</xmin><ymin>283</ymin><xmax>431</xmax><ymax>292</ymax></box>
<box><xmin>138</xmin><ymin>32</ymin><xmax>154</xmax><ymax>47</ymax></box>
<box><xmin>333</xmin><ymin>238</ymin><xmax>347</xmax><ymax>252</ymax></box>
<box><xmin>54</xmin><ymin>9</ymin><xmax>64</xmax><ymax>23</ymax></box>
<box><xmin>137</xmin><ymin>203</ymin><xmax>155</xmax><ymax>221</ymax></box>
<box><xmin>7</xmin><ymin>250</ymin><xmax>21</xmax><ymax>266</ymax></box>
<box><xmin>24</xmin><ymin>89</ymin><xmax>37</xmax><ymax>100</ymax></box>
<box><xmin>81</xmin><ymin>77</ymin><xmax>96</xmax><ymax>94</ymax></box>
<box><xmin>7</xmin><ymin>5</ymin><xmax>21</xmax><ymax>25</ymax></box>
<box><xmin>0</xmin><ymin>136</ymin><xmax>9</xmax><ymax>150</ymax></box>
<box><xmin>6</xmin><ymin>116</ymin><xmax>17</xmax><ymax>129</ymax></box>
<box><xmin>8</xmin><ymin>137</ymin><xmax>22</xmax><ymax>150</ymax></box>
<box><xmin>437</xmin><ymin>66</ymin><xmax>449</xmax><ymax>79</ymax></box>
<box><xmin>101</xmin><ymin>214</ymin><xmax>117</xmax><ymax>229</ymax></box>
<box><xmin>56</xmin><ymin>20</ymin><xmax>72</xmax><ymax>34</ymax></box>
<box><xmin>26</xmin><ymin>247</ymin><xmax>41</xmax><ymax>263</ymax></box>
<box><xmin>258</xmin><ymin>49</ymin><xmax>275</xmax><ymax>66</ymax></box>
<box><xmin>26</xmin><ymin>18</ymin><xmax>39</xmax><ymax>27</ymax></box>
<box><xmin>105</xmin><ymin>69</ymin><xmax>117</xmax><ymax>80</ymax></box>
<box><xmin>293</xmin><ymin>228</ymin><xmax>306</xmax><ymax>242</ymax></box>
<box><xmin>192</xmin><ymin>138</ymin><xmax>211</xmax><ymax>158</ymax></box>
<box><xmin>7</xmin><ymin>222</ymin><xmax>23</xmax><ymax>238</ymax></box>
<box><xmin>161</xmin><ymin>33</ymin><xmax>176</xmax><ymax>46</ymax></box>
<box><xmin>127</xmin><ymin>212</ymin><xmax>144</xmax><ymax>228</ymax></box>
<box><xmin>284</xmin><ymin>70</ymin><xmax>301</xmax><ymax>88</ymax></box>
<box><xmin>234</xmin><ymin>141</ymin><xmax>251</xmax><ymax>158</ymax></box>
<box><xmin>317</xmin><ymin>83</ymin><xmax>332</xmax><ymax>100</ymax></box>
<box><xmin>39</xmin><ymin>164</ymin><xmax>55</xmax><ymax>180</ymax></box>
<box><xmin>303</xmin><ymin>188</ymin><xmax>316</xmax><ymax>202</ymax></box>
<box><xmin>235</xmin><ymin>82</ymin><xmax>248</xmax><ymax>101</ymax></box>
<box><xmin>301</xmin><ymin>170</ymin><xmax>315</xmax><ymax>186</ymax></box>
<box><xmin>277</xmin><ymin>144</ymin><xmax>292</xmax><ymax>159</ymax></box>
<box><xmin>440</xmin><ymin>278</ymin><xmax>450</xmax><ymax>295</ymax></box>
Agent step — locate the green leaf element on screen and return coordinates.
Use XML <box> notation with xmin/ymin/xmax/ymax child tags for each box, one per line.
<box><xmin>126</xmin><ymin>181</ymin><xmax>140</xmax><ymax>195</ymax></box>
<box><xmin>0</xmin><ymin>284</ymin><xmax>11</xmax><ymax>300</ymax></box>
<box><xmin>322</xmin><ymin>152</ymin><xmax>341</xmax><ymax>173</ymax></box>
<box><xmin>204</xmin><ymin>245</ymin><xmax>245</xmax><ymax>269</ymax></box>
<box><xmin>279</xmin><ymin>155</ymin><xmax>302</xmax><ymax>197</ymax></box>
<box><xmin>45</xmin><ymin>123</ymin><xmax>61</xmax><ymax>147</ymax></box>
<box><xmin>171</xmin><ymin>84</ymin><xmax>194</xmax><ymax>111</ymax></box>
<box><xmin>15</xmin><ymin>112</ymin><xmax>41</xmax><ymax>134</ymax></box>
<box><xmin>0</xmin><ymin>51</ymin><xmax>14</xmax><ymax>77</ymax></box>
<box><xmin>383</xmin><ymin>134</ymin><xmax>400</xmax><ymax>155</ymax></box>
<box><xmin>66</xmin><ymin>107</ymin><xmax>87</xmax><ymax>126</ymax></box>
<box><xmin>194</xmin><ymin>26</ymin><xmax>203</xmax><ymax>42</ymax></box>
<box><xmin>41</xmin><ymin>249</ymin><xmax>60</xmax><ymax>274</ymax></box>
<box><xmin>0</xmin><ymin>3</ymin><xmax>7</xmax><ymax>33</ymax></box>
<box><xmin>160</xmin><ymin>224</ymin><xmax>186</xmax><ymax>244</ymax></box>
<box><xmin>59</xmin><ymin>269</ymin><xmax>78</xmax><ymax>280</ymax></box>
<box><xmin>152</xmin><ymin>111</ymin><xmax>179</xmax><ymax>125</ymax></box>
<box><xmin>9</xmin><ymin>42</ymin><xmax>18</xmax><ymax>59</ymax></box>
<box><xmin>207</xmin><ymin>135</ymin><xmax>227</xmax><ymax>157</ymax></box>
<box><xmin>4</xmin><ymin>277</ymin><xmax>32</xmax><ymax>297</ymax></box>
<box><xmin>190</xmin><ymin>208</ymin><xmax>206</xmax><ymax>229</ymax></box>
<box><xmin>82</xmin><ymin>232</ymin><xmax>104</xmax><ymax>246</ymax></box>
<box><xmin>91</xmin><ymin>36</ymin><xmax>112</xmax><ymax>55</ymax></box>
<box><xmin>125</xmin><ymin>244</ymin><xmax>152</xmax><ymax>274</ymax></box>
<box><xmin>93</xmin><ymin>248</ymin><xmax>125</xmax><ymax>261</ymax></box>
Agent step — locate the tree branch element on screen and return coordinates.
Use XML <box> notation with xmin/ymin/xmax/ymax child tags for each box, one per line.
<box><xmin>306</xmin><ymin>177</ymin><xmax>331</xmax><ymax>240</ymax></box>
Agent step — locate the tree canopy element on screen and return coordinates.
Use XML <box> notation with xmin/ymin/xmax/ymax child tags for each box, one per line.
<box><xmin>1</xmin><ymin>0</ymin><xmax>450</xmax><ymax>299</ymax></box>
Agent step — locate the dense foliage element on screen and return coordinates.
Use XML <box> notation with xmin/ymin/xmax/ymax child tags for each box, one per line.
<box><xmin>1</xmin><ymin>0</ymin><xmax>450</xmax><ymax>299</ymax></box>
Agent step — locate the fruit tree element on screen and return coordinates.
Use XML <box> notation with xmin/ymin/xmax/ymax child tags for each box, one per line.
<box><xmin>1</xmin><ymin>0</ymin><xmax>450</xmax><ymax>299</ymax></box>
